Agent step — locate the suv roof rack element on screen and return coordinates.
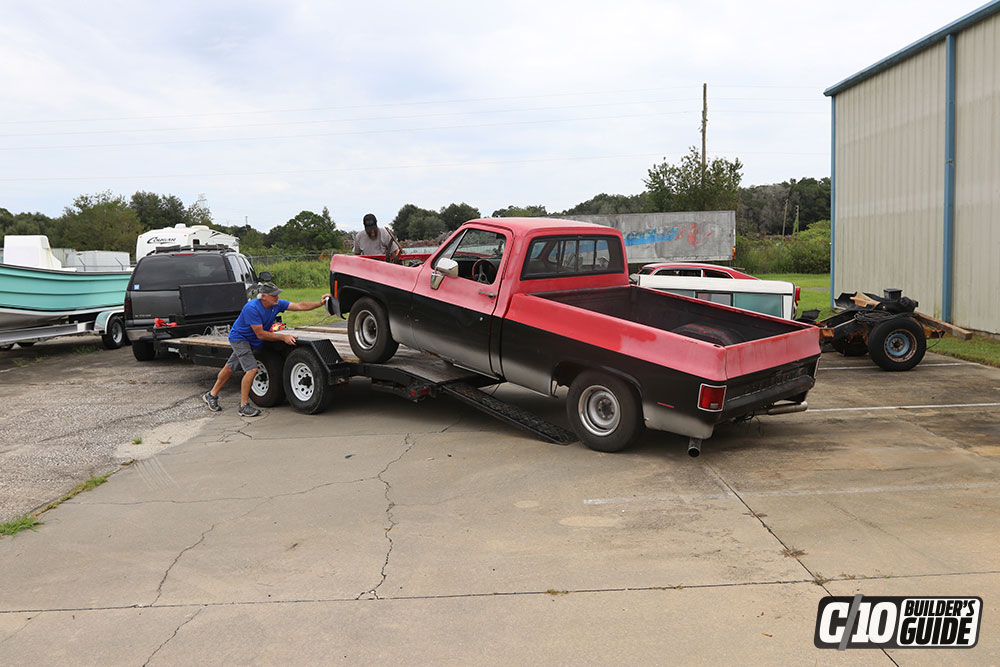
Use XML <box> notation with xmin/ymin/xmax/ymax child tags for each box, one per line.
<box><xmin>149</xmin><ymin>244</ymin><xmax>234</xmax><ymax>255</ymax></box>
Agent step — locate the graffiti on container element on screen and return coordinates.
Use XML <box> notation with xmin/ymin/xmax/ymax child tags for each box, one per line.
<box><xmin>623</xmin><ymin>222</ymin><xmax>716</xmax><ymax>248</ymax></box>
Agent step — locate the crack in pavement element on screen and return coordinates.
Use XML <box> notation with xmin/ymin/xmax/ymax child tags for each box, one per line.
<box><xmin>0</xmin><ymin>612</ymin><xmax>39</xmax><ymax>648</ymax></box>
<box><xmin>4</xmin><ymin>569</ymin><xmax>999</xmax><ymax>615</ymax></box>
<box><xmin>357</xmin><ymin>433</ymin><xmax>416</xmax><ymax>601</ymax></box>
<box><xmin>141</xmin><ymin>606</ymin><xmax>203</xmax><ymax>667</ymax></box>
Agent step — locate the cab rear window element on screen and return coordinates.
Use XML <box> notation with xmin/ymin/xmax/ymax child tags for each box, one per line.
<box><xmin>521</xmin><ymin>235</ymin><xmax>624</xmax><ymax>279</ymax></box>
<box><xmin>130</xmin><ymin>254</ymin><xmax>231</xmax><ymax>291</ymax></box>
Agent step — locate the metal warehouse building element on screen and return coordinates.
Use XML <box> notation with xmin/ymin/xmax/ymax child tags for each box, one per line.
<box><xmin>825</xmin><ymin>0</ymin><xmax>1000</xmax><ymax>334</ymax></box>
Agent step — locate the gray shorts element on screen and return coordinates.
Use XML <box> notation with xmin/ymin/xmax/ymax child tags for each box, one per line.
<box><xmin>226</xmin><ymin>340</ymin><xmax>258</xmax><ymax>372</ymax></box>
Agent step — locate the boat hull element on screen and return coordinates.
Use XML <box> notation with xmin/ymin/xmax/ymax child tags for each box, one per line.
<box><xmin>0</xmin><ymin>263</ymin><xmax>131</xmax><ymax>331</ymax></box>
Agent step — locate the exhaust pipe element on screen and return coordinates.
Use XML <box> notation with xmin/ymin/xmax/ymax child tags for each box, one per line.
<box><xmin>766</xmin><ymin>401</ymin><xmax>808</xmax><ymax>416</ymax></box>
<box><xmin>688</xmin><ymin>438</ymin><xmax>702</xmax><ymax>458</ymax></box>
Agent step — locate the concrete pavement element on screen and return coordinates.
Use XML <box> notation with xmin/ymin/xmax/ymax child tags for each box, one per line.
<box><xmin>1</xmin><ymin>350</ymin><xmax>998</xmax><ymax>664</ymax></box>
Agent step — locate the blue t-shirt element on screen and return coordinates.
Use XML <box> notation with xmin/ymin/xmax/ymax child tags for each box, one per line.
<box><xmin>229</xmin><ymin>298</ymin><xmax>290</xmax><ymax>348</ymax></box>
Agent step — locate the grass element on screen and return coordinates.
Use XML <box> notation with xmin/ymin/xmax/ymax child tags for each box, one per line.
<box><xmin>277</xmin><ymin>287</ymin><xmax>343</xmax><ymax>328</ymax></box>
<box><xmin>1</xmin><ymin>474</ymin><xmax>109</xmax><ymax>538</ymax></box>
<box><xmin>0</xmin><ymin>515</ymin><xmax>42</xmax><ymax>537</ymax></box>
<box><xmin>132</xmin><ymin>437</ymin><xmax>142</xmax><ymax>445</ymax></box>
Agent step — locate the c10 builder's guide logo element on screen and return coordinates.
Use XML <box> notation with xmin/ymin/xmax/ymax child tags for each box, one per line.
<box><xmin>814</xmin><ymin>595</ymin><xmax>982</xmax><ymax>649</ymax></box>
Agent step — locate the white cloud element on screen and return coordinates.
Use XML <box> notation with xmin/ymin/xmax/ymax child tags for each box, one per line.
<box><xmin>0</xmin><ymin>0</ymin><xmax>989</xmax><ymax>231</ymax></box>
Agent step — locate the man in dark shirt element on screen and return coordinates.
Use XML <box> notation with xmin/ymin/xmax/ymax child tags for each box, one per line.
<box><xmin>203</xmin><ymin>282</ymin><xmax>330</xmax><ymax>416</ymax></box>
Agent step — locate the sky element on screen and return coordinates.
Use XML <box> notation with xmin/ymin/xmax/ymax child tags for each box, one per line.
<box><xmin>0</xmin><ymin>0</ymin><xmax>992</xmax><ymax>233</ymax></box>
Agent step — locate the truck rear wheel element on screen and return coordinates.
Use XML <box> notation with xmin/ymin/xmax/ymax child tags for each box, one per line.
<box><xmin>250</xmin><ymin>350</ymin><xmax>286</xmax><ymax>407</ymax></box>
<box><xmin>101</xmin><ymin>315</ymin><xmax>126</xmax><ymax>350</ymax></box>
<box><xmin>132</xmin><ymin>340</ymin><xmax>156</xmax><ymax>361</ymax></box>
<box><xmin>868</xmin><ymin>316</ymin><xmax>926</xmax><ymax>371</ymax></box>
<box><xmin>282</xmin><ymin>347</ymin><xmax>332</xmax><ymax>414</ymax></box>
<box><xmin>567</xmin><ymin>371</ymin><xmax>642</xmax><ymax>453</ymax></box>
<box><xmin>348</xmin><ymin>297</ymin><xmax>399</xmax><ymax>363</ymax></box>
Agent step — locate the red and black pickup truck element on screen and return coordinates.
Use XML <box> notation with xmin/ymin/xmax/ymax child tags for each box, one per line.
<box><xmin>329</xmin><ymin>218</ymin><xmax>820</xmax><ymax>454</ymax></box>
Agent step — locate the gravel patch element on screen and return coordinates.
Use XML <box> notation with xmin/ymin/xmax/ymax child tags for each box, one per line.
<box><xmin>0</xmin><ymin>336</ymin><xmax>226</xmax><ymax>522</ymax></box>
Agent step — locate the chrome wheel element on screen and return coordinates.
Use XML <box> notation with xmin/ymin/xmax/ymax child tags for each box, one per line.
<box><xmin>288</xmin><ymin>361</ymin><xmax>315</xmax><ymax>402</ymax></box>
<box><xmin>578</xmin><ymin>385</ymin><xmax>621</xmax><ymax>437</ymax></box>
<box><xmin>252</xmin><ymin>360</ymin><xmax>270</xmax><ymax>396</ymax></box>
<box><xmin>356</xmin><ymin>310</ymin><xmax>378</xmax><ymax>351</ymax></box>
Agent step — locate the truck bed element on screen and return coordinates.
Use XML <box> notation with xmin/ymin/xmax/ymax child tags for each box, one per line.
<box><xmin>536</xmin><ymin>286</ymin><xmax>798</xmax><ymax>344</ymax></box>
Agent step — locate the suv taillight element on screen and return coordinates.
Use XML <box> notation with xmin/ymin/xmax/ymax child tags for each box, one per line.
<box><xmin>698</xmin><ymin>384</ymin><xmax>726</xmax><ymax>412</ymax></box>
<box><xmin>794</xmin><ymin>286</ymin><xmax>801</xmax><ymax>303</ymax></box>
<box><xmin>124</xmin><ymin>294</ymin><xmax>132</xmax><ymax>317</ymax></box>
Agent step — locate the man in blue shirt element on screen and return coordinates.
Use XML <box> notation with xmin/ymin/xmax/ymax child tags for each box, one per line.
<box><xmin>203</xmin><ymin>282</ymin><xmax>330</xmax><ymax>416</ymax></box>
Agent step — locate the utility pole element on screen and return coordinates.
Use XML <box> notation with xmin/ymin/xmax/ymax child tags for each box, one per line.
<box><xmin>701</xmin><ymin>83</ymin><xmax>708</xmax><ymax>188</ymax></box>
<box><xmin>781</xmin><ymin>199</ymin><xmax>788</xmax><ymax>236</ymax></box>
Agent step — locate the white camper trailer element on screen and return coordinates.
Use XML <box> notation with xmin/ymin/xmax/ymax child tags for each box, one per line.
<box><xmin>135</xmin><ymin>224</ymin><xmax>239</xmax><ymax>260</ymax></box>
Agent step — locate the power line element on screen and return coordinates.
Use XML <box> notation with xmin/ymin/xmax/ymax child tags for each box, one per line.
<box><xmin>0</xmin><ymin>109</ymin><xmax>701</xmax><ymax>152</ymax></box>
<box><xmin>0</xmin><ymin>150</ymin><xmax>826</xmax><ymax>183</ymax></box>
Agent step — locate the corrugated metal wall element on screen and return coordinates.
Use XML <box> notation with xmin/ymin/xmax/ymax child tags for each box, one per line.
<box><xmin>954</xmin><ymin>12</ymin><xmax>1000</xmax><ymax>332</ymax></box>
<box><xmin>833</xmin><ymin>43</ymin><xmax>947</xmax><ymax>318</ymax></box>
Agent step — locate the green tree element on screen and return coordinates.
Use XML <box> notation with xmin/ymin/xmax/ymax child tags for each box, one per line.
<box><xmin>392</xmin><ymin>204</ymin><xmax>436</xmax><ymax>241</ymax></box>
<box><xmin>490</xmin><ymin>204</ymin><xmax>548</xmax><ymax>217</ymax></box>
<box><xmin>560</xmin><ymin>192</ymin><xmax>648</xmax><ymax>216</ymax></box>
<box><xmin>59</xmin><ymin>191</ymin><xmax>142</xmax><ymax>254</ymax></box>
<box><xmin>266</xmin><ymin>209</ymin><xmax>343</xmax><ymax>252</ymax></box>
<box><xmin>129</xmin><ymin>191</ymin><xmax>187</xmax><ymax>231</ymax></box>
<box><xmin>407</xmin><ymin>212</ymin><xmax>447</xmax><ymax>241</ymax></box>
<box><xmin>644</xmin><ymin>147</ymin><xmax>743</xmax><ymax>213</ymax></box>
<box><xmin>186</xmin><ymin>194</ymin><xmax>213</xmax><ymax>227</ymax></box>
<box><xmin>439</xmin><ymin>202</ymin><xmax>480</xmax><ymax>231</ymax></box>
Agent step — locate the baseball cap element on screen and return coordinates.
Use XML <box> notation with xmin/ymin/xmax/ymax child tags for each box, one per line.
<box><xmin>363</xmin><ymin>213</ymin><xmax>377</xmax><ymax>228</ymax></box>
<box><xmin>260</xmin><ymin>282</ymin><xmax>283</xmax><ymax>296</ymax></box>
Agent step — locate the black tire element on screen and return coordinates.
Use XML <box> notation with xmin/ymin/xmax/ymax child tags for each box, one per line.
<box><xmin>348</xmin><ymin>297</ymin><xmax>398</xmax><ymax>363</ymax></box>
<box><xmin>250</xmin><ymin>350</ymin><xmax>286</xmax><ymax>407</ymax></box>
<box><xmin>671</xmin><ymin>323</ymin><xmax>744</xmax><ymax>346</ymax></box>
<box><xmin>282</xmin><ymin>347</ymin><xmax>332</xmax><ymax>414</ymax></box>
<box><xmin>831</xmin><ymin>338</ymin><xmax>869</xmax><ymax>357</ymax></box>
<box><xmin>132</xmin><ymin>340</ymin><xmax>157</xmax><ymax>361</ymax></box>
<box><xmin>868</xmin><ymin>316</ymin><xmax>926</xmax><ymax>371</ymax></box>
<box><xmin>566</xmin><ymin>371</ymin><xmax>642</xmax><ymax>453</ymax></box>
<box><xmin>101</xmin><ymin>315</ymin><xmax>126</xmax><ymax>350</ymax></box>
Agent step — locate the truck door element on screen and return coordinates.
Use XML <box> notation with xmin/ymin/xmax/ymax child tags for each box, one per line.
<box><xmin>410</xmin><ymin>227</ymin><xmax>509</xmax><ymax>376</ymax></box>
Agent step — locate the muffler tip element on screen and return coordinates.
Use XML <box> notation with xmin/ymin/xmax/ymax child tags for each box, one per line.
<box><xmin>687</xmin><ymin>438</ymin><xmax>702</xmax><ymax>457</ymax></box>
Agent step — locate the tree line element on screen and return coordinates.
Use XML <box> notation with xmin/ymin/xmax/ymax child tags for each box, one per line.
<box><xmin>2</xmin><ymin>148</ymin><xmax>830</xmax><ymax>257</ymax></box>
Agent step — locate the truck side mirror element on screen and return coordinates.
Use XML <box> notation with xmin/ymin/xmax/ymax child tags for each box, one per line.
<box><xmin>430</xmin><ymin>257</ymin><xmax>459</xmax><ymax>290</ymax></box>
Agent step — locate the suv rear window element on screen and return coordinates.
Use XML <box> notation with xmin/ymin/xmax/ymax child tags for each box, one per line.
<box><xmin>131</xmin><ymin>254</ymin><xmax>231</xmax><ymax>291</ymax></box>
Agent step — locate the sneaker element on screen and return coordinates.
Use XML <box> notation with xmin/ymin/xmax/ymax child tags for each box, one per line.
<box><xmin>203</xmin><ymin>391</ymin><xmax>221</xmax><ymax>412</ymax></box>
<box><xmin>238</xmin><ymin>402</ymin><xmax>262</xmax><ymax>417</ymax></box>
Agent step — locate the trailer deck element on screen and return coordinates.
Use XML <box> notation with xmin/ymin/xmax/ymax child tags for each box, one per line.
<box><xmin>170</xmin><ymin>325</ymin><xmax>578</xmax><ymax>445</ymax></box>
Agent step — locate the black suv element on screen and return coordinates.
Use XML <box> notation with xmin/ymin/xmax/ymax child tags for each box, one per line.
<box><xmin>125</xmin><ymin>245</ymin><xmax>263</xmax><ymax>361</ymax></box>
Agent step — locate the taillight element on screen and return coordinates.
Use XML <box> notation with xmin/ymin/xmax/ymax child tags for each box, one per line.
<box><xmin>698</xmin><ymin>384</ymin><xmax>726</xmax><ymax>412</ymax></box>
<box><xmin>124</xmin><ymin>294</ymin><xmax>132</xmax><ymax>317</ymax></box>
<box><xmin>794</xmin><ymin>286</ymin><xmax>801</xmax><ymax>303</ymax></box>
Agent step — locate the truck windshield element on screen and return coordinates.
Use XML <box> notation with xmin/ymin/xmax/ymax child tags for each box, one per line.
<box><xmin>131</xmin><ymin>254</ymin><xmax>230</xmax><ymax>291</ymax></box>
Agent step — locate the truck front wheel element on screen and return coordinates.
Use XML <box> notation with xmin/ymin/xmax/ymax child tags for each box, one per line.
<box><xmin>567</xmin><ymin>371</ymin><xmax>642</xmax><ymax>453</ymax></box>
<box><xmin>348</xmin><ymin>297</ymin><xmax>399</xmax><ymax>363</ymax></box>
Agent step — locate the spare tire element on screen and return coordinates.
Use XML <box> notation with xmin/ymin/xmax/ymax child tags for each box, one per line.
<box><xmin>671</xmin><ymin>323</ymin><xmax>744</xmax><ymax>346</ymax></box>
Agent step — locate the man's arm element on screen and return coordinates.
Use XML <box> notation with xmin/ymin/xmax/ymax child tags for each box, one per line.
<box><xmin>286</xmin><ymin>294</ymin><xmax>331</xmax><ymax>312</ymax></box>
<box><xmin>250</xmin><ymin>324</ymin><xmax>297</xmax><ymax>345</ymax></box>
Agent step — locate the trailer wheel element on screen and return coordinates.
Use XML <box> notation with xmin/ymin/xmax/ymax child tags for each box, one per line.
<box><xmin>868</xmin><ymin>317</ymin><xmax>926</xmax><ymax>371</ymax></box>
<box><xmin>348</xmin><ymin>297</ymin><xmax>399</xmax><ymax>363</ymax></box>
<box><xmin>283</xmin><ymin>347</ymin><xmax>332</xmax><ymax>414</ymax></box>
<box><xmin>567</xmin><ymin>371</ymin><xmax>642</xmax><ymax>453</ymax></box>
<box><xmin>132</xmin><ymin>340</ymin><xmax>156</xmax><ymax>361</ymax></box>
<box><xmin>101</xmin><ymin>315</ymin><xmax>126</xmax><ymax>350</ymax></box>
<box><xmin>250</xmin><ymin>350</ymin><xmax>286</xmax><ymax>407</ymax></box>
